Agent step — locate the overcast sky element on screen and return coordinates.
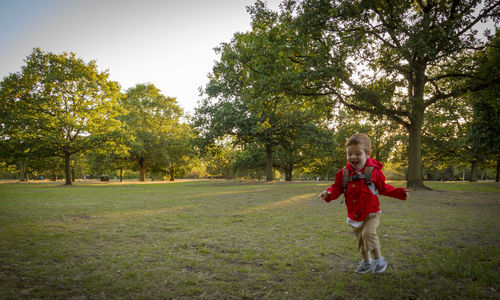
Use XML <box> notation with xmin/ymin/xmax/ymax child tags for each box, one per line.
<box><xmin>0</xmin><ymin>0</ymin><xmax>281</xmax><ymax>115</ymax></box>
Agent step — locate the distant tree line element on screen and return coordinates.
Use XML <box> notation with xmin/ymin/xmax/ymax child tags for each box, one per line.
<box><xmin>0</xmin><ymin>49</ymin><xmax>196</xmax><ymax>184</ymax></box>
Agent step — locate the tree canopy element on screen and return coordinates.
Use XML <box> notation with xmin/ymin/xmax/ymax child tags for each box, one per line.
<box><xmin>1</xmin><ymin>1</ymin><xmax>498</xmax><ymax>184</ymax></box>
<box><xmin>246</xmin><ymin>0</ymin><xmax>499</xmax><ymax>187</ymax></box>
<box><xmin>195</xmin><ymin>7</ymin><xmax>333</xmax><ymax>181</ymax></box>
<box><xmin>0</xmin><ymin>48</ymin><xmax>123</xmax><ymax>184</ymax></box>
<box><xmin>120</xmin><ymin>83</ymin><xmax>186</xmax><ymax>181</ymax></box>
<box><xmin>467</xmin><ymin>34</ymin><xmax>500</xmax><ymax>181</ymax></box>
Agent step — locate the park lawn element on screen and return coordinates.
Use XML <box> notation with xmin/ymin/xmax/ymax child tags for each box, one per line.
<box><xmin>0</xmin><ymin>180</ymin><xmax>498</xmax><ymax>299</ymax></box>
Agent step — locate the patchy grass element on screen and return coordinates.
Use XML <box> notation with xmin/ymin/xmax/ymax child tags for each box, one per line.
<box><xmin>425</xmin><ymin>180</ymin><xmax>500</xmax><ymax>193</ymax></box>
<box><xmin>0</xmin><ymin>180</ymin><xmax>499</xmax><ymax>299</ymax></box>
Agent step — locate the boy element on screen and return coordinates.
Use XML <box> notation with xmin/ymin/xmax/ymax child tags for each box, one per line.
<box><xmin>318</xmin><ymin>133</ymin><xmax>409</xmax><ymax>274</ymax></box>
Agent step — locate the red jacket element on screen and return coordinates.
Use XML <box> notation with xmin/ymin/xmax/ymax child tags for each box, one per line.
<box><xmin>324</xmin><ymin>158</ymin><xmax>407</xmax><ymax>221</ymax></box>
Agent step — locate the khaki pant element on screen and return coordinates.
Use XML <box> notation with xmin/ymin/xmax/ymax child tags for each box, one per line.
<box><xmin>351</xmin><ymin>212</ymin><xmax>381</xmax><ymax>254</ymax></box>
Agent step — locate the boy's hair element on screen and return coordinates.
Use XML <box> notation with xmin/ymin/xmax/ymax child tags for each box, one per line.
<box><xmin>345</xmin><ymin>133</ymin><xmax>372</xmax><ymax>153</ymax></box>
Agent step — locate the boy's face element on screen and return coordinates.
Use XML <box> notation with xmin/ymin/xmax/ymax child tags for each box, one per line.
<box><xmin>346</xmin><ymin>144</ymin><xmax>371</xmax><ymax>171</ymax></box>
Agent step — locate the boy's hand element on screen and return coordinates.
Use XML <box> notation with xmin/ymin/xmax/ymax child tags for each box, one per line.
<box><xmin>403</xmin><ymin>188</ymin><xmax>410</xmax><ymax>200</ymax></box>
<box><xmin>317</xmin><ymin>191</ymin><xmax>331</xmax><ymax>200</ymax></box>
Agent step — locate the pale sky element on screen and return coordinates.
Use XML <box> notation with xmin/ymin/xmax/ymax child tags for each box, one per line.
<box><xmin>0</xmin><ymin>0</ymin><xmax>281</xmax><ymax>115</ymax></box>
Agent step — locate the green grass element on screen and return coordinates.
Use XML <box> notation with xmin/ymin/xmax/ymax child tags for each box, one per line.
<box><xmin>1</xmin><ymin>180</ymin><xmax>499</xmax><ymax>299</ymax></box>
<box><xmin>424</xmin><ymin>180</ymin><xmax>500</xmax><ymax>193</ymax></box>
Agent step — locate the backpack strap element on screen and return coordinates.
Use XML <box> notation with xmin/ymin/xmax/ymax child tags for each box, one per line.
<box><xmin>340</xmin><ymin>168</ymin><xmax>349</xmax><ymax>204</ymax></box>
<box><xmin>364</xmin><ymin>167</ymin><xmax>373</xmax><ymax>185</ymax></box>
<box><xmin>342</xmin><ymin>166</ymin><xmax>377</xmax><ymax>196</ymax></box>
<box><xmin>342</xmin><ymin>167</ymin><xmax>349</xmax><ymax>192</ymax></box>
<box><xmin>364</xmin><ymin>166</ymin><xmax>377</xmax><ymax>195</ymax></box>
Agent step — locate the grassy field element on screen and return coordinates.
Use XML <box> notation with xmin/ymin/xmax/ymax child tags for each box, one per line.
<box><xmin>0</xmin><ymin>180</ymin><xmax>499</xmax><ymax>299</ymax></box>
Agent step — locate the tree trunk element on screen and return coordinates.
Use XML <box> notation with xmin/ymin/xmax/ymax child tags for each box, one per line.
<box><xmin>407</xmin><ymin>115</ymin><xmax>425</xmax><ymax>188</ymax></box>
<box><xmin>120</xmin><ymin>168</ymin><xmax>123</xmax><ymax>182</ymax></box>
<box><xmin>265</xmin><ymin>144</ymin><xmax>274</xmax><ymax>181</ymax></box>
<box><xmin>169</xmin><ymin>166</ymin><xmax>175</xmax><ymax>181</ymax></box>
<box><xmin>496</xmin><ymin>160</ymin><xmax>500</xmax><ymax>183</ymax></box>
<box><xmin>136</xmin><ymin>158</ymin><xmax>146</xmax><ymax>182</ymax></box>
<box><xmin>373</xmin><ymin>130</ymin><xmax>381</xmax><ymax>161</ymax></box>
<box><xmin>470</xmin><ymin>160</ymin><xmax>478</xmax><ymax>182</ymax></box>
<box><xmin>18</xmin><ymin>160</ymin><xmax>26</xmax><ymax>182</ymax></box>
<box><xmin>406</xmin><ymin>63</ymin><xmax>427</xmax><ymax>189</ymax></box>
<box><xmin>225</xmin><ymin>163</ymin><xmax>231</xmax><ymax>179</ymax></box>
<box><xmin>285</xmin><ymin>167</ymin><xmax>293</xmax><ymax>181</ymax></box>
<box><xmin>64</xmin><ymin>151</ymin><xmax>72</xmax><ymax>185</ymax></box>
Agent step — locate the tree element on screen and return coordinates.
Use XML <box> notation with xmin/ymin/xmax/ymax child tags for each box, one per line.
<box><xmin>159</xmin><ymin>123</ymin><xmax>196</xmax><ymax>181</ymax></box>
<box><xmin>0</xmin><ymin>48</ymin><xmax>124</xmax><ymax>185</ymax></box>
<box><xmin>421</xmin><ymin>95</ymin><xmax>471</xmax><ymax>180</ymax></box>
<box><xmin>231</xmin><ymin>143</ymin><xmax>267</xmax><ymax>180</ymax></box>
<box><xmin>196</xmin><ymin>6</ymin><xmax>333</xmax><ymax>181</ymax></box>
<box><xmin>0</xmin><ymin>132</ymin><xmax>36</xmax><ymax>181</ymax></box>
<box><xmin>120</xmin><ymin>83</ymin><xmax>184</xmax><ymax>181</ymax></box>
<box><xmin>86</xmin><ymin>139</ymin><xmax>132</xmax><ymax>182</ymax></box>
<box><xmin>201</xmin><ymin>140</ymin><xmax>235</xmax><ymax>179</ymax></box>
<box><xmin>274</xmin><ymin>120</ymin><xmax>336</xmax><ymax>181</ymax></box>
<box><xmin>256</xmin><ymin>0</ymin><xmax>499</xmax><ymax>188</ymax></box>
<box><xmin>0</xmin><ymin>65</ymin><xmax>50</xmax><ymax>181</ymax></box>
<box><xmin>467</xmin><ymin>34</ymin><xmax>500</xmax><ymax>182</ymax></box>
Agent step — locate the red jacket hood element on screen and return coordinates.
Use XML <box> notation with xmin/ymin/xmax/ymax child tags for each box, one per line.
<box><xmin>346</xmin><ymin>157</ymin><xmax>383</xmax><ymax>172</ymax></box>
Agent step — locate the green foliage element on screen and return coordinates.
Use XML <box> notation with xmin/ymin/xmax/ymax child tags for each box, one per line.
<box><xmin>120</xmin><ymin>83</ymin><xmax>192</xmax><ymax>181</ymax></box>
<box><xmin>201</xmin><ymin>140</ymin><xmax>234</xmax><ymax>179</ymax></box>
<box><xmin>159</xmin><ymin>123</ymin><xmax>197</xmax><ymax>181</ymax></box>
<box><xmin>0</xmin><ymin>48</ymin><xmax>124</xmax><ymax>184</ymax></box>
<box><xmin>421</xmin><ymin>95</ymin><xmax>471</xmax><ymax>171</ymax></box>
<box><xmin>254</xmin><ymin>0</ymin><xmax>499</xmax><ymax>187</ymax></box>
<box><xmin>195</xmin><ymin>5</ymin><xmax>334</xmax><ymax>181</ymax></box>
<box><xmin>231</xmin><ymin>143</ymin><xmax>267</xmax><ymax>180</ymax></box>
<box><xmin>0</xmin><ymin>161</ymin><xmax>18</xmax><ymax>179</ymax></box>
<box><xmin>467</xmin><ymin>34</ymin><xmax>500</xmax><ymax>165</ymax></box>
<box><xmin>418</xmin><ymin>34</ymin><xmax>500</xmax><ymax>181</ymax></box>
<box><xmin>2</xmin><ymin>2</ymin><xmax>497</xmax><ymax>184</ymax></box>
<box><xmin>274</xmin><ymin>121</ymin><xmax>336</xmax><ymax>180</ymax></box>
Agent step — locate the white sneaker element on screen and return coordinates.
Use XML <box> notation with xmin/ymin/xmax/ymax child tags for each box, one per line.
<box><xmin>371</xmin><ymin>257</ymin><xmax>387</xmax><ymax>273</ymax></box>
<box><xmin>355</xmin><ymin>260</ymin><xmax>373</xmax><ymax>274</ymax></box>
